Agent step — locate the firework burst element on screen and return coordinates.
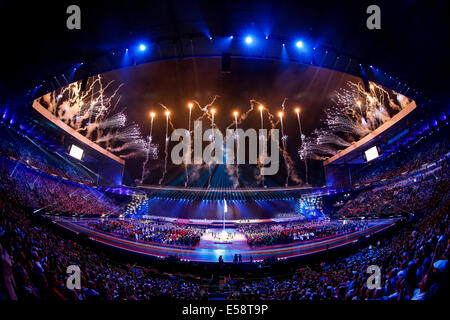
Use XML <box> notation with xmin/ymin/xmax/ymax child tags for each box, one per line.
<box><xmin>301</xmin><ymin>81</ymin><xmax>410</xmax><ymax>161</ymax></box>
<box><xmin>36</xmin><ymin>76</ymin><xmax>147</xmax><ymax>159</ymax></box>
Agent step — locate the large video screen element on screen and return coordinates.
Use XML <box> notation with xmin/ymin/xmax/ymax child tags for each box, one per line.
<box><xmin>364</xmin><ymin>146</ymin><xmax>379</xmax><ymax>162</ymax></box>
<box><xmin>69</xmin><ymin>144</ymin><xmax>84</xmax><ymax>160</ymax></box>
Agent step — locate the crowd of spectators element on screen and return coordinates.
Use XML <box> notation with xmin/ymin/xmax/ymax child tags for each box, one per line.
<box><xmin>0</xmin><ymin>125</ymin><xmax>96</xmax><ymax>185</ymax></box>
<box><xmin>339</xmin><ymin>172</ymin><xmax>448</xmax><ymax>219</ymax></box>
<box><xmin>2</xmin><ymin>161</ymin><xmax>446</xmax><ymax>300</ymax></box>
<box><xmin>0</xmin><ymin>191</ymin><xmax>205</xmax><ymax>300</ymax></box>
<box><xmin>238</xmin><ymin>220</ymin><xmax>369</xmax><ymax>247</ymax></box>
<box><xmin>228</xmin><ymin>190</ymin><xmax>449</xmax><ymax>300</ymax></box>
<box><xmin>0</xmin><ymin>120</ymin><xmax>448</xmax><ymax>301</ymax></box>
<box><xmin>88</xmin><ymin>220</ymin><xmax>205</xmax><ymax>247</ymax></box>
<box><xmin>0</xmin><ymin>157</ymin><xmax>120</xmax><ymax>216</ymax></box>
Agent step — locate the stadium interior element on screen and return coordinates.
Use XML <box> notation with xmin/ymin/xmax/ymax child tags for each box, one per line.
<box><xmin>0</xmin><ymin>1</ymin><xmax>449</xmax><ymax>304</ymax></box>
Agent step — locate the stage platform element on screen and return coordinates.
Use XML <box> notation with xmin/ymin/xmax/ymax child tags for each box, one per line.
<box><xmin>53</xmin><ymin>218</ymin><xmax>396</xmax><ymax>263</ymax></box>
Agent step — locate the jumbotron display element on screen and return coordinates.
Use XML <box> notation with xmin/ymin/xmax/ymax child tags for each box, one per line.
<box><xmin>365</xmin><ymin>146</ymin><xmax>380</xmax><ymax>162</ymax></box>
<box><xmin>69</xmin><ymin>144</ymin><xmax>84</xmax><ymax>160</ymax></box>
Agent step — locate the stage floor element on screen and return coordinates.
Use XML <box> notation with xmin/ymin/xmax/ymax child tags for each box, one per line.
<box><xmin>53</xmin><ymin>218</ymin><xmax>396</xmax><ymax>263</ymax></box>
